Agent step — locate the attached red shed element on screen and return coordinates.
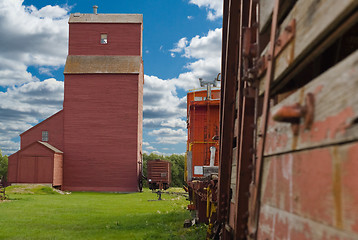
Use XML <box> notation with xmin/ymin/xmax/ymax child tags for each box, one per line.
<box><xmin>8</xmin><ymin>141</ymin><xmax>63</xmax><ymax>186</ymax></box>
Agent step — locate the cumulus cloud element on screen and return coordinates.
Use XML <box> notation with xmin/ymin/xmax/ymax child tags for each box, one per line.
<box><xmin>148</xmin><ymin>128</ymin><xmax>187</xmax><ymax>144</ymax></box>
<box><xmin>170</xmin><ymin>37</ymin><xmax>188</xmax><ymax>53</ymax></box>
<box><xmin>143</xmin><ymin>28</ymin><xmax>221</xmax><ymax>149</ymax></box>
<box><xmin>189</xmin><ymin>0</ymin><xmax>223</xmax><ymax>20</ymax></box>
<box><xmin>0</xmin><ymin>0</ymin><xmax>69</xmax><ymax>87</ymax></box>
<box><xmin>168</xmin><ymin>28</ymin><xmax>222</xmax><ymax>91</ymax></box>
<box><xmin>161</xmin><ymin>119</ymin><xmax>187</xmax><ymax>128</ymax></box>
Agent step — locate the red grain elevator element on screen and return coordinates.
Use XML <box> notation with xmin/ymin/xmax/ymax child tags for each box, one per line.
<box><xmin>62</xmin><ymin>12</ymin><xmax>143</xmax><ymax>192</ymax></box>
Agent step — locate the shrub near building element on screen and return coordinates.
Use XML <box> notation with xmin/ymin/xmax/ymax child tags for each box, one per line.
<box><xmin>0</xmin><ymin>150</ymin><xmax>8</xmax><ymax>182</ymax></box>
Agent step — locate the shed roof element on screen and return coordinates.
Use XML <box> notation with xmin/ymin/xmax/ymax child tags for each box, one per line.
<box><xmin>69</xmin><ymin>14</ymin><xmax>143</xmax><ymax>24</ymax></box>
<box><xmin>64</xmin><ymin>55</ymin><xmax>142</xmax><ymax>74</ymax></box>
<box><xmin>38</xmin><ymin>141</ymin><xmax>63</xmax><ymax>154</ymax></box>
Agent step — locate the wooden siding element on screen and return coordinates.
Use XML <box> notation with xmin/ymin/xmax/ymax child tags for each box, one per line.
<box><xmin>20</xmin><ymin>110</ymin><xmax>64</xmax><ymax>150</ymax></box>
<box><xmin>53</xmin><ymin>153</ymin><xmax>63</xmax><ymax>186</ymax></box>
<box><xmin>8</xmin><ymin>142</ymin><xmax>63</xmax><ymax>185</ymax></box>
<box><xmin>258</xmin><ymin>142</ymin><xmax>358</xmax><ymax>239</ymax></box>
<box><xmin>69</xmin><ymin>23</ymin><xmax>141</xmax><ymax>56</ymax></box>
<box><xmin>63</xmin><ymin>74</ymin><xmax>140</xmax><ymax>192</ymax></box>
<box><xmin>137</xmin><ymin>62</ymin><xmax>144</xmax><ymax>177</ymax></box>
<box><xmin>7</xmin><ymin>153</ymin><xmax>18</xmax><ymax>183</ymax></box>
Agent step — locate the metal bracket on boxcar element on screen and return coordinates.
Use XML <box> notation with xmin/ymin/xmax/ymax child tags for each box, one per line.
<box><xmin>272</xmin><ymin>92</ymin><xmax>315</xmax><ymax>135</ymax></box>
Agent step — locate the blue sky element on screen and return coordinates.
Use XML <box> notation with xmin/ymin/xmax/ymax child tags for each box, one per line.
<box><xmin>0</xmin><ymin>0</ymin><xmax>223</xmax><ymax>156</ymax></box>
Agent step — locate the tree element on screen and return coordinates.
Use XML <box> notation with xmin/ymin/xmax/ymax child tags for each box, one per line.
<box><xmin>0</xmin><ymin>150</ymin><xmax>8</xmax><ymax>182</ymax></box>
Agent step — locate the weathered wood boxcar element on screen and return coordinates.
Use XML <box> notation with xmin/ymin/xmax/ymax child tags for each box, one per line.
<box><xmin>213</xmin><ymin>0</ymin><xmax>358</xmax><ymax>239</ymax></box>
<box><xmin>147</xmin><ymin>159</ymin><xmax>171</xmax><ymax>190</ymax></box>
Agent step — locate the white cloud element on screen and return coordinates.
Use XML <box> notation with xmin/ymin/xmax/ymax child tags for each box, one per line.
<box><xmin>189</xmin><ymin>0</ymin><xmax>223</xmax><ymax>20</ymax></box>
<box><xmin>187</xmin><ymin>16</ymin><xmax>193</xmax><ymax>20</ymax></box>
<box><xmin>146</xmin><ymin>146</ymin><xmax>156</xmax><ymax>150</ymax></box>
<box><xmin>142</xmin><ymin>142</ymin><xmax>150</xmax><ymax>146</ymax></box>
<box><xmin>170</xmin><ymin>37</ymin><xmax>188</xmax><ymax>53</ymax></box>
<box><xmin>148</xmin><ymin>128</ymin><xmax>187</xmax><ymax>144</ymax></box>
<box><xmin>170</xmin><ymin>53</ymin><xmax>175</xmax><ymax>58</ymax></box>
<box><xmin>0</xmin><ymin>0</ymin><xmax>69</xmax><ymax>87</ymax></box>
<box><xmin>167</xmin><ymin>28</ymin><xmax>222</xmax><ymax>91</ymax></box>
<box><xmin>161</xmin><ymin>119</ymin><xmax>187</xmax><ymax>128</ymax></box>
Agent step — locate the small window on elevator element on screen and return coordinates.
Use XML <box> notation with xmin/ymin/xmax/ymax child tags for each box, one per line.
<box><xmin>42</xmin><ymin>131</ymin><xmax>48</xmax><ymax>142</ymax></box>
<box><xmin>101</xmin><ymin>33</ymin><xmax>108</xmax><ymax>44</ymax></box>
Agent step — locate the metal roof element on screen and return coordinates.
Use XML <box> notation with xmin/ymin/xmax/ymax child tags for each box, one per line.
<box><xmin>38</xmin><ymin>141</ymin><xmax>63</xmax><ymax>154</ymax></box>
<box><xmin>69</xmin><ymin>14</ymin><xmax>143</xmax><ymax>23</ymax></box>
<box><xmin>64</xmin><ymin>55</ymin><xmax>142</xmax><ymax>74</ymax></box>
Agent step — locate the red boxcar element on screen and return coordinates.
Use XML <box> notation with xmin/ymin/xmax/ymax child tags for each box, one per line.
<box><xmin>147</xmin><ymin>159</ymin><xmax>171</xmax><ymax>190</ymax></box>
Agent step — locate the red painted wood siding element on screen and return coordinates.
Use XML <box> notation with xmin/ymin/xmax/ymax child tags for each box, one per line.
<box><xmin>258</xmin><ymin>143</ymin><xmax>358</xmax><ymax>239</ymax></box>
<box><xmin>7</xmin><ymin>153</ymin><xmax>18</xmax><ymax>183</ymax></box>
<box><xmin>69</xmin><ymin>23</ymin><xmax>141</xmax><ymax>56</ymax></box>
<box><xmin>20</xmin><ymin>110</ymin><xmax>64</xmax><ymax>151</ymax></box>
<box><xmin>63</xmin><ymin>74</ymin><xmax>140</xmax><ymax>192</ymax></box>
<box><xmin>8</xmin><ymin>142</ymin><xmax>63</xmax><ymax>185</ymax></box>
<box><xmin>13</xmin><ymin>143</ymin><xmax>55</xmax><ymax>184</ymax></box>
<box><xmin>137</xmin><ymin>62</ymin><xmax>144</xmax><ymax>177</ymax></box>
<box><xmin>53</xmin><ymin>153</ymin><xmax>63</xmax><ymax>186</ymax></box>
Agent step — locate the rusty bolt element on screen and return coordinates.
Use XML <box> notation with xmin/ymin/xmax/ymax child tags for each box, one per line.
<box><xmin>248</xmin><ymin>164</ymin><xmax>253</xmax><ymax>170</ymax></box>
<box><xmin>267</xmin><ymin>54</ymin><xmax>272</xmax><ymax>61</ymax></box>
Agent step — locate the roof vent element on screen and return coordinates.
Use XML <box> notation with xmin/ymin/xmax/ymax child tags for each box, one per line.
<box><xmin>93</xmin><ymin>5</ymin><xmax>98</xmax><ymax>14</ymax></box>
<box><xmin>73</xmin><ymin>12</ymin><xmax>80</xmax><ymax>17</ymax></box>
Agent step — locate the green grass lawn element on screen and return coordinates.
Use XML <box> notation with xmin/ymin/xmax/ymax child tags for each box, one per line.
<box><xmin>0</xmin><ymin>185</ymin><xmax>206</xmax><ymax>240</ymax></box>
